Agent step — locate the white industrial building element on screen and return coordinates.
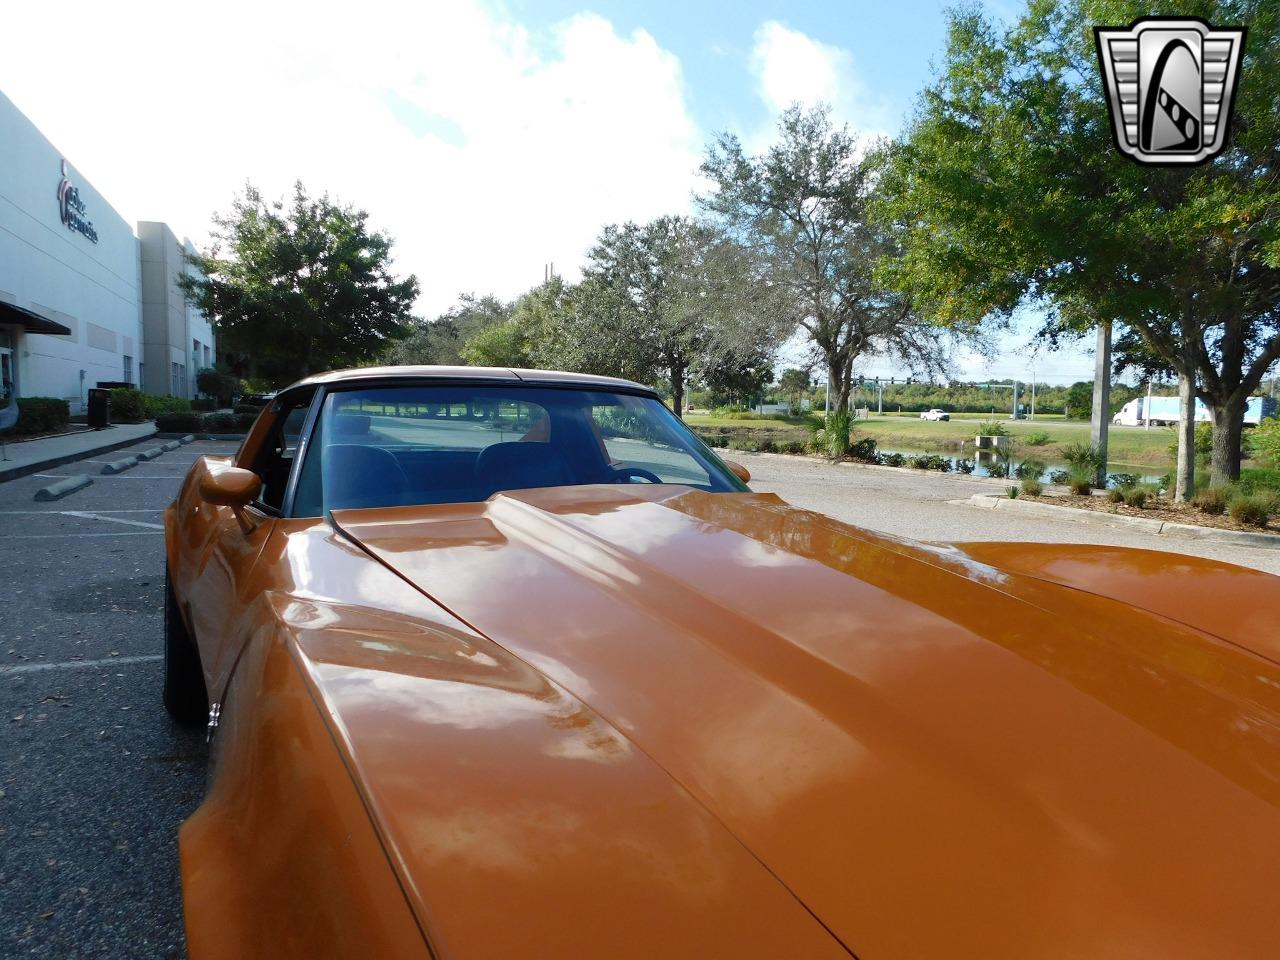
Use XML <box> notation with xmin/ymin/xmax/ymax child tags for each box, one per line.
<box><xmin>0</xmin><ymin>90</ymin><xmax>214</xmax><ymax>414</ymax></box>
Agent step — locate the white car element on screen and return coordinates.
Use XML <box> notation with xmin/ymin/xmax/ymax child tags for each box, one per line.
<box><xmin>919</xmin><ymin>408</ymin><xmax>950</xmax><ymax>421</ymax></box>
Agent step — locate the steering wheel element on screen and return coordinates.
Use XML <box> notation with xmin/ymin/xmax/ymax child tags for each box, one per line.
<box><xmin>612</xmin><ymin>465</ymin><xmax>664</xmax><ymax>484</ymax></box>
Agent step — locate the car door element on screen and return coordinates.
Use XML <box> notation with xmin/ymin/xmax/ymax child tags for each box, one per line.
<box><xmin>186</xmin><ymin>392</ymin><xmax>315</xmax><ymax>699</ymax></box>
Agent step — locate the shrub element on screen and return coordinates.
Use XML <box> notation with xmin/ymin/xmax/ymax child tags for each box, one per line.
<box><xmin>1108</xmin><ymin>488</ymin><xmax>1126</xmax><ymax>503</ymax></box>
<box><xmin>233</xmin><ymin>403</ymin><xmax>263</xmax><ymax>416</ymax></box>
<box><xmin>12</xmin><ymin>397</ymin><xmax>70</xmax><ymax>435</ymax></box>
<box><xmin>1020</xmin><ymin>476</ymin><xmax>1043</xmax><ymax>496</ymax></box>
<box><xmin>1006</xmin><ymin>485</ymin><xmax>1020</xmax><ymax>499</ymax></box>
<box><xmin>1167</xmin><ymin>421</ymin><xmax>1214</xmax><ymax>461</ymax></box>
<box><xmin>1048</xmin><ymin>469</ymin><xmax>1071</xmax><ymax>485</ymax></box>
<box><xmin>141</xmin><ymin>394</ymin><xmax>192</xmax><ymax>418</ymax></box>
<box><xmin>191</xmin><ymin>398</ymin><xmax>218</xmax><ymax>412</ymax></box>
<box><xmin>1122</xmin><ymin>488</ymin><xmax>1149</xmax><ymax>509</ymax></box>
<box><xmin>1108</xmin><ymin>472</ymin><xmax>1140</xmax><ymax>489</ymax></box>
<box><xmin>1228</xmin><ymin>492</ymin><xmax>1272</xmax><ymax>527</ymax></box>
<box><xmin>1191</xmin><ymin>486</ymin><xmax>1230</xmax><ymax>515</ymax></box>
<box><xmin>756</xmin><ymin>437</ymin><xmax>778</xmax><ymax>453</ymax></box>
<box><xmin>955</xmin><ymin>458</ymin><xmax>974</xmax><ymax>474</ymax></box>
<box><xmin>204</xmin><ymin>412</ymin><xmax>238</xmax><ymax>434</ymax></box>
<box><xmin>234</xmin><ymin>412</ymin><xmax>258</xmax><ymax>430</ymax></box>
<box><xmin>109</xmin><ymin>387</ymin><xmax>147</xmax><ymax>422</ymax></box>
<box><xmin>975</xmin><ymin>420</ymin><xmax>1007</xmax><ymax>437</ymax></box>
<box><xmin>155</xmin><ymin>412</ymin><xmax>202</xmax><ymax>433</ymax></box>
<box><xmin>822</xmin><ymin>409</ymin><xmax>853</xmax><ymax>459</ymax></box>
<box><xmin>1249</xmin><ymin>418</ymin><xmax>1280</xmax><ymax>467</ymax></box>
<box><xmin>909</xmin><ymin>453</ymin><xmax>951</xmax><ymax>471</ymax></box>
<box><xmin>781</xmin><ymin>440</ymin><xmax>808</xmax><ymax>455</ymax></box>
<box><xmin>1024</xmin><ymin>430</ymin><xmax>1050</xmax><ymax>446</ymax></box>
<box><xmin>849</xmin><ymin>437</ymin><xmax>878</xmax><ymax>462</ymax></box>
<box><xmin>1015</xmin><ymin>458</ymin><xmax>1046</xmax><ymax>481</ymax></box>
<box><xmin>1067</xmin><ymin>468</ymin><xmax>1093</xmax><ymax>496</ymax></box>
<box><xmin>1062</xmin><ymin>442</ymin><xmax>1105</xmax><ymax>476</ymax></box>
<box><xmin>880</xmin><ymin>452</ymin><xmax>906</xmax><ymax>467</ymax></box>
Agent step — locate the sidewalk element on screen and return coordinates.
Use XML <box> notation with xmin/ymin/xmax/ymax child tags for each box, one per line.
<box><xmin>0</xmin><ymin>422</ymin><xmax>157</xmax><ymax>482</ymax></box>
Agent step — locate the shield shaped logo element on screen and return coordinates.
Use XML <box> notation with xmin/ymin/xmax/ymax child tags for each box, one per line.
<box><xmin>1095</xmin><ymin>17</ymin><xmax>1246</xmax><ymax>166</ymax></box>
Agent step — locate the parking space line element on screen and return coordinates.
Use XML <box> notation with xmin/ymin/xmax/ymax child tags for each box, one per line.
<box><xmin>0</xmin><ymin>654</ymin><xmax>163</xmax><ymax>676</ymax></box>
<box><xmin>0</xmin><ymin>508</ymin><xmax>162</xmax><ymax>515</ymax></box>
<box><xmin>0</xmin><ymin>531</ymin><xmax>162</xmax><ymax>538</ymax></box>
<box><xmin>61</xmin><ymin>511</ymin><xmax>165</xmax><ymax>530</ymax></box>
<box><xmin>33</xmin><ymin>473</ymin><xmax>177</xmax><ymax>480</ymax></box>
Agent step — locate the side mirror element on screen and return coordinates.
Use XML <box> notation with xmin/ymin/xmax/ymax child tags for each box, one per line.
<box><xmin>198</xmin><ymin>466</ymin><xmax>261</xmax><ymax>506</ymax></box>
<box><xmin>723</xmin><ymin>459</ymin><xmax>751</xmax><ymax>484</ymax></box>
<box><xmin>199</xmin><ymin>466</ymin><xmax>263</xmax><ymax>533</ymax></box>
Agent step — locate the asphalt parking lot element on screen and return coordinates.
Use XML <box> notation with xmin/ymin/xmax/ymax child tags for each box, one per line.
<box><xmin>0</xmin><ymin>439</ymin><xmax>238</xmax><ymax>960</ymax></box>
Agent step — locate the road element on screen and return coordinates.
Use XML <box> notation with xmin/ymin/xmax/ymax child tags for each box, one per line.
<box><xmin>0</xmin><ymin>440</ymin><xmax>236</xmax><ymax>959</ymax></box>
<box><xmin>735</xmin><ymin>449</ymin><xmax>1280</xmax><ymax>575</ymax></box>
<box><xmin>1</xmin><ymin>440</ymin><xmax>1276</xmax><ymax>959</ymax></box>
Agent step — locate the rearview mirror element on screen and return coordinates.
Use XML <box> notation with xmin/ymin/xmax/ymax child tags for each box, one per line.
<box><xmin>723</xmin><ymin>459</ymin><xmax>751</xmax><ymax>484</ymax></box>
<box><xmin>198</xmin><ymin>467</ymin><xmax>261</xmax><ymax>507</ymax></box>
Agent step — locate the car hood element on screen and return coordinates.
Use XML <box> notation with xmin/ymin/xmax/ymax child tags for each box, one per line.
<box><xmin>330</xmin><ymin>485</ymin><xmax>1280</xmax><ymax>959</ymax></box>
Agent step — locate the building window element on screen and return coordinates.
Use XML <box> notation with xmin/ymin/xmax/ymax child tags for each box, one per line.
<box><xmin>123</xmin><ymin>355</ymin><xmax>133</xmax><ymax>385</ymax></box>
<box><xmin>171</xmin><ymin>362</ymin><xmax>186</xmax><ymax>397</ymax></box>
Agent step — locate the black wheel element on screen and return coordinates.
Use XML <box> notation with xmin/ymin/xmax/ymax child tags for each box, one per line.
<box><xmin>163</xmin><ymin>564</ymin><xmax>208</xmax><ymax>726</ymax></box>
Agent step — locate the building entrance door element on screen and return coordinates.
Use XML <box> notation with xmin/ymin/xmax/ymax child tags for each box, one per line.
<box><xmin>0</xmin><ymin>328</ymin><xmax>15</xmax><ymax>400</ymax></box>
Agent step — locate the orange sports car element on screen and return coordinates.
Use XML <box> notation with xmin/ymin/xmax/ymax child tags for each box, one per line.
<box><xmin>164</xmin><ymin>365</ymin><xmax>1280</xmax><ymax>959</ymax></box>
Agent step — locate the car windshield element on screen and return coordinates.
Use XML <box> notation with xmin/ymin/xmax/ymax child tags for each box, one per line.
<box><xmin>295</xmin><ymin>384</ymin><xmax>746</xmax><ymax>513</ymax></box>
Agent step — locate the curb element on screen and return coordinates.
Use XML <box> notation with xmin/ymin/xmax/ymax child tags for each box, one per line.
<box><xmin>101</xmin><ymin>456</ymin><xmax>139</xmax><ymax>475</ymax></box>
<box><xmin>0</xmin><ymin>427</ymin><xmax>158</xmax><ymax>483</ymax></box>
<box><xmin>154</xmin><ymin>432</ymin><xmax>248</xmax><ymax>442</ymax></box>
<box><xmin>34</xmin><ymin>474</ymin><xmax>93</xmax><ymax>502</ymax></box>
<box><xmin>957</xmin><ymin>494</ymin><xmax>1280</xmax><ymax>550</ymax></box>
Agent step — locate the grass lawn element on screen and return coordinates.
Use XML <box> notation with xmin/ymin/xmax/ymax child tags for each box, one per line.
<box><xmin>686</xmin><ymin>411</ymin><xmax>1177</xmax><ymax>471</ymax></box>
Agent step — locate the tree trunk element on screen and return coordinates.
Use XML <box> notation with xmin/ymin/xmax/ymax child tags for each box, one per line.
<box><xmin>1174</xmin><ymin>370</ymin><xmax>1196</xmax><ymax>502</ymax></box>
<box><xmin>826</xmin><ymin>359</ymin><xmax>842</xmax><ymax>420</ymax></box>
<box><xmin>1089</xmin><ymin>320</ymin><xmax>1112</xmax><ymax>487</ymax></box>
<box><xmin>670</xmin><ymin>362</ymin><xmax>685</xmax><ymax>421</ymax></box>
<box><xmin>1210</xmin><ymin>396</ymin><xmax>1245</xmax><ymax>486</ymax></box>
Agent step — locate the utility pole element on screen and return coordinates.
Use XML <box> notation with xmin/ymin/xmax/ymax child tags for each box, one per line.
<box><xmin>876</xmin><ymin>377</ymin><xmax>884</xmax><ymax>415</ymax></box>
<box><xmin>1090</xmin><ymin>320</ymin><xmax>1113</xmax><ymax>487</ymax></box>
<box><xmin>1012</xmin><ymin>380</ymin><xmax>1020</xmax><ymax>419</ymax></box>
<box><xmin>1029</xmin><ymin>365</ymin><xmax>1036</xmax><ymax>420</ymax></box>
<box><xmin>1145</xmin><ymin>377</ymin><xmax>1154</xmax><ymax>430</ymax></box>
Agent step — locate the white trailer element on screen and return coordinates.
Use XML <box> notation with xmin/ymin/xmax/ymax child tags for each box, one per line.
<box><xmin>1112</xmin><ymin>395</ymin><xmax>1277</xmax><ymax>426</ymax></box>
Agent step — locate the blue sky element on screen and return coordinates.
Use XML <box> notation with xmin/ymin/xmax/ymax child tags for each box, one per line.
<box><xmin>0</xmin><ymin>0</ymin><xmax>1094</xmax><ymax>384</ymax></box>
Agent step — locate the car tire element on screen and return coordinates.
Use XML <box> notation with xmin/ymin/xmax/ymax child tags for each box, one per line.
<box><xmin>164</xmin><ymin>564</ymin><xmax>208</xmax><ymax>727</ymax></box>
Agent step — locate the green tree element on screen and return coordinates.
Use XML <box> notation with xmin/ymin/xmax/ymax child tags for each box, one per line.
<box><xmin>460</xmin><ymin>319</ymin><xmax>531</xmax><ymax>368</ymax></box>
<box><xmin>1063</xmin><ymin>382</ymin><xmax>1094</xmax><ymax>420</ymax></box>
<box><xmin>877</xmin><ymin>0</ymin><xmax>1280</xmax><ymax>495</ymax></box>
<box><xmin>778</xmin><ymin>367</ymin><xmax>814</xmax><ymax>409</ymax></box>
<box><xmin>386</xmin><ymin>294</ymin><xmax>510</xmax><ymax>367</ymax></box>
<box><xmin>180</xmin><ymin>182</ymin><xmax>419</xmax><ymax>385</ymax></box>
<box><xmin>701</xmin><ymin>104</ymin><xmax>951</xmax><ymax>413</ymax></box>
<box><xmin>541</xmin><ymin>217</ymin><xmax>786</xmax><ymax>417</ymax></box>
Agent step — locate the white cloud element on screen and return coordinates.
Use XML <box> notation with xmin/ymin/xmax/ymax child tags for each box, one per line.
<box><xmin>748</xmin><ymin>20</ymin><xmax>893</xmax><ymax>144</ymax></box>
<box><xmin>0</xmin><ymin>1</ymin><xmax>702</xmax><ymax>316</ymax></box>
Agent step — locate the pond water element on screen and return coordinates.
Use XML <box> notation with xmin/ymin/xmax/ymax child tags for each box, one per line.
<box><xmin>876</xmin><ymin>447</ymin><xmax>1165</xmax><ymax>486</ymax></box>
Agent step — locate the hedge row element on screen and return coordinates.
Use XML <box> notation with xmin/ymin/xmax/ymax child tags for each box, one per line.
<box><xmin>156</xmin><ymin>411</ymin><xmax>258</xmax><ymax>434</ymax></box>
<box><xmin>109</xmin><ymin>388</ymin><xmax>192</xmax><ymax>422</ymax></box>
<box><xmin>11</xmin><ymin>397</ymin><xmax>71</xmax><ymax>436</ymax></box>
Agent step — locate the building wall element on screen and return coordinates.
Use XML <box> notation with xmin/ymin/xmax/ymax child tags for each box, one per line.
<box><xmin>138</xmin><ymin>222</ymin><xmax>214</xmax><ymax>399</ymax></box>
<box><xmin>0</xmin><ymin>91</ymin><xmax>142</xmax><ymax>413</ymax></box>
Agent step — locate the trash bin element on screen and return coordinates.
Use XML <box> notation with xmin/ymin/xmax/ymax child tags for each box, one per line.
<box><xmin>87</xmin><ymin>387</ymin><xmax>111</xmax><ymax>429</ymax></box>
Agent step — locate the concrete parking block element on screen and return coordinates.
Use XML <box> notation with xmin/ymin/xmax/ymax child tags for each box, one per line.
<box><xmin>100</xmin><ymin>456</ymin><xmax>140</xmax><ymax>475</ymax></box>
<box><xmin>137</xmin><ymin>447</ymin><xmax>164</xmax><ymax>461</ymax></box>
<box><xmin>179</xmin><ymin>435</ymin><xmax>195</xmax><ymax>445</ymax></box>
<box><xmin>161</xmin><ymin>440</ymin><xmax>181</xmax><ymax>452</ymax></box>
<box><xmin>34</xmin><ymin>474</ymin><xmax>93</xmax><ymax>501</ymax></box>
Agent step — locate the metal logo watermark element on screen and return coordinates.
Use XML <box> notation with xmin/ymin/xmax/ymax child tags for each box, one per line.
<box><xmin>1094</xmin><ymin>17</ymin><xmax>1246</xmax><ymax>166</ymax></box>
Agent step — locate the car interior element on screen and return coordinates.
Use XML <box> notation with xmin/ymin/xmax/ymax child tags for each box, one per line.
<box><xmin>278</xmin><ymin>385</ymin><xmax>732</xmax><ymax>516</ymax></box>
